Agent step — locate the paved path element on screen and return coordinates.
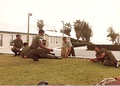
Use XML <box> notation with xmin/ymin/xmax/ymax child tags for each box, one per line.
<box><xmin>53</xmin><ymin>46</ymin><xmax>120</xmax><ymax>60</ymax></box>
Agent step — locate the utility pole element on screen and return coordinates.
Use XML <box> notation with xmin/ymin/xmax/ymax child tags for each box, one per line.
<box><xmin>27</xmin><ymin>13</ymin><xmax>32</xmax><ymax>43</ymax></box>
<box><xmin>62</xmin><ymin>21</ymin><xmax>64</xmax><ymax>37</ymax></box>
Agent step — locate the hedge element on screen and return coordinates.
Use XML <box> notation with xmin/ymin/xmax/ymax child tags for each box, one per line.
<box><xmin>87</xmin><ymin>44</ymin><xmax>120</xmax><ymax>51</ymax></box>
<box><xmin>72</xmin><ymin>42</ymin><xmax>88</xmax><ymax>47</ymax></box>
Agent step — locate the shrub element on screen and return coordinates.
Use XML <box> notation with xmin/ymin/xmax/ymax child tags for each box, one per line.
<box><xmin>72</xmin><ymin>42</ymin><xmax>88</xmax><ymax>47</ymax></box>
<box><xmin>87</xmin><ymin>44</ymin><xmax>120</xmax><ymax>51</ymax></box>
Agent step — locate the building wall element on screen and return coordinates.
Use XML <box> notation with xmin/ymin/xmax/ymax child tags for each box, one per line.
<box><xmin>50</xmin><ymin>36</ymin><xmax>60</xmax><ymax>48</ymax></box>
<box><xmin>44</xmin><ymin>36</ymin><xmax>70</xmax><ymax>48</ymax></box>
<box><xmin>43</xmin><ymin>36</ymin><xmax>62</xmax><ymax>48</ymax></box>
<box><xmin>0</xmin><ymin>32</ymin><xmax>35</xmax><ymax>53</ymax></box>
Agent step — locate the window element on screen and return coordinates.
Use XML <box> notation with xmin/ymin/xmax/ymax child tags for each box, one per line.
<box><xmin>59</xmin><ymin>38</ymin><xmax>61</xmax><ymax>43</ymax></box>
<box><xmin>0</xmin><ymin>34</ymin><xmax>3</xmax><ymax>47</ymax></box>
<box><xmin>51</xmin><ymin>38</ymin><xmax>52</xmax><ymax>43</ymax></box>
<box><xmin>10</xmin><ymin>35</ymin><xmax>13</xmax><ymax>46</ymax></box>
<box><xmin>33</xmin><ymin>35</ymin><xmax>35</xmax><ymax>39</ymax></box>
<box><xmin>56</xmin><ymin>38</ymin><xmax>58</xmax><ymax>43</ymax></box>
<box><xmin>54</xmin><ymin>38</ymin><xmax>56</xmax><ymax>43</ymax></box>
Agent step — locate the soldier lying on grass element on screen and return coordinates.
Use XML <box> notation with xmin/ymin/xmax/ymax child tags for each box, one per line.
<box><xmin>90</xmin><ymin>45</ymin><xmax>120</xmax><ymax>68</ymax></box>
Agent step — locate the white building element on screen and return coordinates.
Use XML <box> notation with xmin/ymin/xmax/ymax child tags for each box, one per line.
<box><xmin>0</xmin><ymin>30</ymin><xmax>70</xmax><ymax>54</ymax></box>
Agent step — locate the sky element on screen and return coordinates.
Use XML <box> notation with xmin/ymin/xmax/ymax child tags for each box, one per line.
<box><xmin>0</xmin><ymin>0</ymin><xmax>120</xmax><ymax>44</ymax></box>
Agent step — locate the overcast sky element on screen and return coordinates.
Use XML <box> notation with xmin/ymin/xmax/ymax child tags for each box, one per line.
<box><xmin>0</xmin><ymin>0</ymin><xmax>120</xmax><ymax>44</ymax></box>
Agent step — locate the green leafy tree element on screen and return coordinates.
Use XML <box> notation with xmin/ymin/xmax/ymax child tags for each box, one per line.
<box><xmin>107</xmin><ymin>26</ymin><xmax>119</xmax><ymax>44</ymax></box>
<box><xmin>37</xmin><ymin>19</ymin><xmax>44</xmax><ymax>30</ymax></box>
<box><xmin>74</xmin><ymin>20</ymin><xmax>93</xmax><ymax>42</ymax></box>
<box><xmin>81</xmin><ymin>22</ymin><xmax>93</xmax><ymax>42</ymax></box>
<box><xmin>74</xmin><ymin>20</ymin><xmax>82</xmax><ymax>42</ymax></box>
<box><xmin>64</xmin><ymin>23</ymin><xmax>71</xmax><ymax>36</ymax></box>
<box><xmin>60</xmin><ymin>22</ymin><xmax>71</xmax><ymax>36</ymax></box>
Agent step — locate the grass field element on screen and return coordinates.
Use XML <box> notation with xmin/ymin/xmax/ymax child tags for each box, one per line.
<box><xmin>0</xmin><ymin>54</ymin><xmax>120</xmax><ymax>85</ymax></box>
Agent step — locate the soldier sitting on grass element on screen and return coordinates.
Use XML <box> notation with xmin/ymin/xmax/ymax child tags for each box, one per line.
<box><xmin>90</xmin><ymin>45</ymin><xmax>120</xmax><ymax>68</ymax></box>
<box><xmin>21</xmin><ymin>42</ymin><xmax>30</xmax><ymax>58</ymax></box>
<box><xmin>61</xmin><ymin>37</ymin><xmax>72</xmax><ymax>58</ymax></box>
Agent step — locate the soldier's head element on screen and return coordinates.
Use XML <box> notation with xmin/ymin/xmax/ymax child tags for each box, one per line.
<box><xmin>16</xmin><ymin>34</ymin><xmax>21</xmax><ymax>39</ymax></box>
<box><xmin>63</xmin><ymin>37</ymin><xmax>67</xmax><ymax>43</ymax></box>
<box><xmin>23</xmin><ymin>42</ymin><xmax>29</xmax><ymax>47</ymax></box>
<box><xmin>42</xmin><ymin>39</ymin><xmax>46</xmax><ymax>46</ymax></box>
<box><xmin>95</xmin><ymin>45</ymin><xmax>101</xmax><ymax>52</ymax></box>
<box><xmin>38</xmin><ymin>29</ymin><xmax>45</xmax><ymax>36</ymax></box>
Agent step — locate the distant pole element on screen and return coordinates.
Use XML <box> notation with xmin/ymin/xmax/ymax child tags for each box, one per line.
<box><xmin>118</xmin><ymin>33</ymin><xmax>120</xmax><ymax>45</ymax></box>
<box><xmin>27</xmin><ymin>13</ymin><xmax>32</xmax><ymax>43</ymax></box>
<box><xmin>62</xmin><ymin>21</ymin><xmax>64</xmax><ymax>37</ymax></box>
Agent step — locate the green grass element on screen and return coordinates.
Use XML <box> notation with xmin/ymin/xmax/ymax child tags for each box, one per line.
<box><xmin>0</xmin><ymin>54</ymin><xmax>120</xmax><ymax>85</ymax></box>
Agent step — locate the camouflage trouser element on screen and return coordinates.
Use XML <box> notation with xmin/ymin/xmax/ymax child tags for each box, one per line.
<box><xmin>11</xmin><ymin>47</ymin><xmax>20</xmax><ymax>55</ymax></box>
<box><xmin>68</xmin><ymin>47</ymin><xmax>75</xmax><ymax>56</ymax></box>
<box><xmin>103</xmin><ymin>51</ymin><xmax>117</xmax><ymax>66</ymax></box>
<box><xmin>40</xmin><ymin>54</ymin><xmax>58</xmax><ymax>59</ymax></box>
<box><xmin>61</xmin><ymin>49</ymin><xmax>68</xmax><ymax>58</ymax></box>
<box><xmin>103</xmin><ymin>60</ymin><xmax>114</xmax><ymax>66</ymax></box>
<box><xmin>26</xmin><ymin>48</ymin><xmax>49</xmax><ymax>58</ymax></box>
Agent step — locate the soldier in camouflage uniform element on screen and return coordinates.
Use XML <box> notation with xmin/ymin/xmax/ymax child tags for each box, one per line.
<box><xmin>90</xmin><ymin>45</ymin><xmax>120</xmax><ymax>68</ymax></box>
<box><xmin>26</xmin><ymin>29</ymin><xmax>54</xmax><ymax>61</ymax></box>
<box><xmin>11</xmin><ymin>34</ymin><xmax>23</xmax><ymax>56</ymax></box>
<box><xmin>61</xmin><ymin>37</ymin><xmax>72</xmax><ymax>58</ymax></box>
<box><xmin>21</xmin><ymin>42</ymin><xmax>30</xmax><ymax>58</ymax></box>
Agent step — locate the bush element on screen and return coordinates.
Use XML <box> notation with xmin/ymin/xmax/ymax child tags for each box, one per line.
<box><xmin>87</xmin><ymin>44</ymin><xmax>120</xmax><ymax>51</ymax></box>
<box><xmin>72</xmin><ymin>42</ymin><xmax>88</xmax><ymax>47</ymax></box>
<box><xmin>70</xmin><ymin>38</ymin><xmax>93</xmax><ymax>47</ymax></box>
<box><xmin>70</xmin><ymin>38</ymin><xmax>82</xmax><ymax>42</ymax></box>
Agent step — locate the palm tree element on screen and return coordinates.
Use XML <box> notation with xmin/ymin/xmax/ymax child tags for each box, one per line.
<box><xmin>37</xmin><ymin>19</ymin><xmax>44</xmax><ymax>30</ymax></box>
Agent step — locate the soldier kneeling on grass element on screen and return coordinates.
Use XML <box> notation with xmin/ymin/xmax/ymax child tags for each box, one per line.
<box><xmin>90</xmin><ymin>45</ymin><xmax>120</xmax><ymax>68</ymax></box>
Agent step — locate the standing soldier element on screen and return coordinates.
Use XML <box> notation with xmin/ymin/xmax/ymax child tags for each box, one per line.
<box><xmin>11</xmin><ymin>34</ymin><xmax>23</xmax><ymax>56</ymax></box>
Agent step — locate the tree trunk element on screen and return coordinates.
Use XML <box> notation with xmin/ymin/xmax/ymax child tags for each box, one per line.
<box><xmin>75</xmin><ymin>30</ymin><xmax>81</xmax><ymax>42</ymax></box>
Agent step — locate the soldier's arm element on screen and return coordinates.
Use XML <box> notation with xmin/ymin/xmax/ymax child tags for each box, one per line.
<box><xmin>96</xmin><ymin>53</ymin><xmax>105</xmax><ymax>60</ymax></box>
<box><xmin>39</xmin><ymin>42</ymin><xmax>53</xmax><ymax>52</ymax></box>
<box><xmin>21</xmin><ymin>40</ymin><xmax>24</xmax><ymax>48</ymax></box>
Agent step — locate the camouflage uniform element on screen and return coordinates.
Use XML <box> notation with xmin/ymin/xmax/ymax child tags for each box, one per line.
<box><xmin>61</xmin><ymin>41</ymin><xmax>72</xmax><ymax>57</ymax></box>
<box><xmin>68</xmin><ymin>47</ymin><xmax>75</xmax><ymax>56</ymax></box>
<box><xmin>27</xmin><ymin>35</ymin><xmax>49</xmax><ymax>58</ymax></box>
<box><xmin>96</xmin><ymin>48</ymin><xmax>117</xmax><ymax>66</ymax></box>
<box><xmin>21</xmin><ymin>46</ymin><xmax>30</xmax><ymax>58</ymax></box>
